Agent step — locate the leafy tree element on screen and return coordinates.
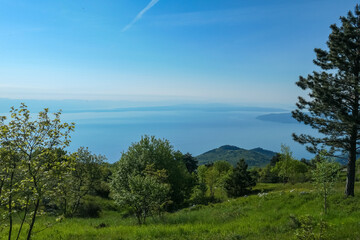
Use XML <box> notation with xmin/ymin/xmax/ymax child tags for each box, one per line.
<box><xmin>259</xmin><ymin>153</ymin><xmax>282</xmax><ymax>183</ymax></box>
<box><xmin>190</xmin><ymin>165</ymin><xmax>209</xmax><ymax>204</ymax></box>
<box><xmin>212</xmin><ymin>161</ymin><xmax>233</xmax><ymax>198</ymax></box>
<box><xmin>110</xmin><ymin>135</ymin><xmax>192</xmax><ymax>222</ymax></box>
<box><xmin>205</xmin><ymin>167</ymin><xmax>219</xmax><ymax>198</ymax></box>
<box><xmin>272</xmin><ymin>145</ymin><xmax>309</xmax><ymax>184</ymax></box>
<box><xmin>292</xmin><ymin>5</ymin><xmax>360</xmax><ymax>196</ymax></box>
<box><xmin>259</xmin><ymin>165</ymin><xmax>280</xmax><ymax>183</ymax></box>
<box><xmin>198</xmin><ymin>161</ymin><xmax>233</xmax><ymax>200</ymax></box>
<box><xmin>272</xmin><ymin>145</ymin><xmax>295</xmax><ymax>183</ymax></box>
<box><xmin>213</xmin><ymin>160</ymin><xmax>232</xmax><ymax>173</ymax></box>
<box><xmin>59</xmin><ymin>147</ymin><xmax>107</xmax><ymax>217</ymax></box>
<box><xmin>312</xmin><ymin>151</ymin><xmax>340</xmax><ymax>214</ymax></box>
<box><xmin>197</xmin><ymin>165</ymin><xmax>208</xmax><ymax>185</ymax></box>
<box><xmin>270</xmin><ymin>153</ymin><xmax>281</xmax><ymax>167</ymax></box>
<box><xmin>289</xmin><ymin>161</ymin><xmax>310</xmax><ymax>184</ymax></box>
<box><xmin>249</xmin><ymin>167</ymin><xmax>260</xmax><ymax>182</ymax></box>
<box><xmin>111</xmin><ymin>163</ymin><xmax>170</xmax><ymax>224</ymax></box>
<box><xmin>225</xmin><ymin>159</ymin><xmax>256</xmax><ymax>197</ymax></box>
<box><xmin>172</xmin><ymin>151</ymin><xmax>197</xmax><ymax>207</ymax></box>
<box><xmin>0</xmin><ymin>104</ymin><xmax>74</xmax><ymax>239</ymax></box>
<box><xmin>181</xmin><ymin>152</ymin><xmax>198</xmax><ymax>173</ymax></box>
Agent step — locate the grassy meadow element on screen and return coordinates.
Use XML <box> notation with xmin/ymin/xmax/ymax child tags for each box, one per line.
<box><xmin>3</xmin><ymin>182</ymin><xmax>360</xmax><ymax>240</ymax></box>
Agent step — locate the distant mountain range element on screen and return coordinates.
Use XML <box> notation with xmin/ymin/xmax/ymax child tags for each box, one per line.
<box><xmin>196</xmin><ymin>145</ymin><xmax>278</xmax><ymax>167</ymax></box>
<box><xmin>0</xmin><ymin>98</ymin><xmax>287</xmax><ymax>114</ymax></box>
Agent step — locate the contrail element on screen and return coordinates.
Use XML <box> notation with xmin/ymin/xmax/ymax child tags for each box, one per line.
<box><xmin>122</xmin><ymin>0</ymin><xmax>160</xmax><ymax>32</ymax></box>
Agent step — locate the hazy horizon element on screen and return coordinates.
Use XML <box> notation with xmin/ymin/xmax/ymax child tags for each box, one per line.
<box><xmin>0</xmin><ymin>98</ymin><xmax>316</xmax><ymax>162</ymax></box>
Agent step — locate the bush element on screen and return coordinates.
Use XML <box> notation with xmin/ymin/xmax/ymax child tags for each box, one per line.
<box><xmin>89</xmin><ymin>195</ymin><xmax>120</xmax><ymax>211</ymax></box>
<box><xmin>76</xmin><ymin>200</ymin><xmax>102</xmax><ymax>218</ymax></box>
<box><xmin>293</xmin><ymin>215</ymin><xmax>329</xmax><ymax>240</ymax></box>
<box><xmin>94</xmin><ymin>181</ymin><xmax>111</xmax><ymax>199</ymax></box>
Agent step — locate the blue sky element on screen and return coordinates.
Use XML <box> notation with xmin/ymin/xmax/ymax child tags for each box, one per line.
<box><xmin>0</xmin><ymin>0</ymin><xmax>358</xmax><ymax>106</ymax></box>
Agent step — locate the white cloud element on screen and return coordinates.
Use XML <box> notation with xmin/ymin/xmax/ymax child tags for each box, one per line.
<box><xmin>122</xmin><ymin>0</ymin><xmax>160</xmax><ymax>32</ymax></box>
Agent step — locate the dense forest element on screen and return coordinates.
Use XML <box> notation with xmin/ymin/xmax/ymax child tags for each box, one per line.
<box><xmin>1</xmin><ymin>4</ymin><xmax>360</xmax><ymax>240</ymax></box>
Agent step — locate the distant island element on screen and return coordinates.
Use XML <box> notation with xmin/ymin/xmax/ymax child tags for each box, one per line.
<box><xmin>256</xmin><ymin>113</ymin><xmax>298</xmax><ymax>124</ymax></box>
<box><xmin>196</xmin><ymin>145</ymin><xmax>277</xmax><ymax>167</ymax></box>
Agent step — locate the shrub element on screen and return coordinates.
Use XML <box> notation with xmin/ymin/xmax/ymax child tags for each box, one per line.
<box><xmin>294</xmin><ymin>215</ymin><xmax>329</xmax><ymax>240</ymax></box>
<box><xmin>76</xmin><ymin>200</ymin><xmax>102</xmax><ymax>218</ymax></box>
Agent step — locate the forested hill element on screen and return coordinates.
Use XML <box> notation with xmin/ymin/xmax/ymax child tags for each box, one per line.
<box><xmin>196</xmin><ymin>145</ymin><xmax>277</xmax><ymax>167</ymax></box>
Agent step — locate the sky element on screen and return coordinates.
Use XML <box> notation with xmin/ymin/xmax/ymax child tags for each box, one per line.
<box><xmin>0</xmin><ymin>0</ymin><xmax>358</xmax><ymax>106</ymax></box>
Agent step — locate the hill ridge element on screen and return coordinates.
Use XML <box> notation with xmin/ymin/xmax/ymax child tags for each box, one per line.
<box><xmin>196</xmin><ymin>145</ymin><xmax>277</xmax><ymax>167</ymax></box>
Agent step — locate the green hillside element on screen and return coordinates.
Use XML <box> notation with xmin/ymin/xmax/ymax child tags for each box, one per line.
<box><xmin>196</xmin><ymin>145</ymin><xmax>277</xmax><ymax>167</ymax></box>
<box><xmin>19</xmin><ymin>182</ymin><xmax>360</xmax><ymax>240</ymax></box>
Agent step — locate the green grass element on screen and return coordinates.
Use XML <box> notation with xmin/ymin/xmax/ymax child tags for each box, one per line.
<box><xmin>3</xmin><ymin>182</ymin><xmax>360</xmax><ymax>239</ymax></box>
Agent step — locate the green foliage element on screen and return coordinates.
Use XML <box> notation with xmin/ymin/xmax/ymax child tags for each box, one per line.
<box><xmin>189</xmin><ymin>183</ymin><xmax>211</xmax><ymax>205</ymax></box>
<box><xmin>190</xmin><ymin>165</ymin><xmax>209</xmax><ymax>204</ymax></box>
<box><xmin>181</xmin><ymin>152</ymin><xmax>198</xmax><ymax>173</ymax></box>
<box><xmin>292</xmin><ymin>5</ymin><xmax>360</xmax><ymax>196</ymax></box>
<box><xmin>294</xmin><ymin>215</ymin><xmax>329</xmax><ymax>240</ymax></box>
<box><xmin>0</xmin><ymin>103</ymin><xmax>74</xmax><ymax>239</ymax></box>
<box><xmin>189</xmin><ymin>161</ymin><xmax>233</xmax><ymax>204</ymax></box>
<box><xmin>311</xmin><ymin>151</ymin><xmax>340</xmax><ymax>214</ymax></box>
<box><xmin>110</xmin><ymin>136</ymin><xmax>193</xmax><ymax>223</ymax></box>
<box><xmin>270</xmin><ymin>153</ymin><xmax>281</xmax><ymax>167</ymax></box>
<box><xmin>204</xmin><ymin>167</ymin><xmax>219</xmax><ymax>198</ymax></box>
<box><xmin>272</xmin><ymin>145</ymin><xmax>309</xmax><ymax>184</ymax></box>
<box><xmin>225</xmin><ymin>159</ymin><xmax>256</xmax><ymax>197</ymax></box>
<box><xmin>259</xmin><ymin>154</ymin><xmax>282</xmax><ymax>183</ymax></box>
<box><xmin>59</xmin><ymin>147</ymin><xmax>108</xmax><ymax>217</ymax></box>
<box><xmin>197</xmin><ymin>161</ymin><xmax>233</xmax><ymax>200</ymax></box>
<box><xmin>112</xmin><ymin>165</ymin><xmax>170</xmax><ymax>224</ymax></box>
<box><xmin>76</xmin><ymin>198</ymin><xmax>102</xmax><ymax>218</ymax></box>
<box><xmin>172</xmin><ymin>151</ymin><xmax>198</xmax><ymax>207</ymax></box>
<box><xmin>259</xmin><ymin>165</ymin><xmax>280</xmax><ymax>183</ymax></box>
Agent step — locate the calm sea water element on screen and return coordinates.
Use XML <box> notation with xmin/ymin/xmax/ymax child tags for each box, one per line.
<box><xmin>59</xmin><ymin>110</ymin><xmax>316</xmax><ymax>162</ymax></box>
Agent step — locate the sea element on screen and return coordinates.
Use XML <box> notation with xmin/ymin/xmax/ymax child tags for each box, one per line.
<box><xmin>0</xmin><ymin>100</ymin><xmax>317</xmax><ymax>163</ymax></box>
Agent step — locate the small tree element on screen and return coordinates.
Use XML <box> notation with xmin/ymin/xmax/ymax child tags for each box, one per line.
<box><xmin>273</xmin><ymin>145</ymin><xmax>293</xmax><ymax>183</ymax></box>
<box><xmin>272</xmin><ymin>145</ymin><xmax>308</xmax><ymax>184</ymax></box>
<box><xmin>205</xmin><ymin>167</ymin><xmax>219</xmax><ymax>198</ymax></box>
<box><xmin>201</xmin><ymin>161</ymin><xmax>233</xmax><ymax>199</ymax></box>
<box><xmin>190</xmin><ymin>165</ymin><xmax>208</xmax><ymax>204</ymax></box>
<box><xmin>59</xmin><ymin>147</ymin><xmax>107</xmax><ymax>217</ymax></box>
<box><xmin>0</xmin><ymin>103</ymin><xmax>74</xmax><ymax>239</ymax></box>
<box><xmin>259</xmin><ymin>165</ymin><xmax>280</xmax><ymax>183</ymax></box>
<box><xmin>312</xmin><ymin>151</ymin><xmax>340</xmax><ymax>214</ymax></box>
<box><xmin>111</xmin><ymin>136</ymin><xmax>187</xmax><ymax>223</ymax></box>
<box><xmin>181</xmin><ymin>152</ymin><xmax>198</xmax><ymax>174</ymax></box>
<box><xmin>112</xmin><ymin>165</ymin><xmax>170</xmax><ymax>224</ymax></box>
<box><xmin>225</xmin><ymin>159</ymin><xmax>256</xmax><ymax>197</ymax></box>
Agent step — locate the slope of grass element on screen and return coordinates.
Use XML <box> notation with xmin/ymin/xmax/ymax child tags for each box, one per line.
<box><xmin>3</xmin><ymin>182</ymin><xmax>360</xmax><ymax>240</ymax></box>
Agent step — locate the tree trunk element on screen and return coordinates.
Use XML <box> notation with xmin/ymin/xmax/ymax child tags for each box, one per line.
<box><xmin>345</xmin><ymin>140</ymin><xmax>357</xmax><ymax>197</ymax></box>
<box><xmin>26</xmin><ymin>199</ymin><xmax>40</xmax><ymax>240</ymax></box>
<box><xmin>16</xmin><ymin>196</ymin><xmax>30</xmax><ymax>240</ymax></box>
<box><xmin>8</xmin><ymin>170</ymin><xmax>15</xmax><ymax>240</ymax></box>
<box><xmin>0</xmin><ymin>178</ymin><xmax>5</xmax><ymax>199</ymax></box>
<box><xmin>8</xmin><ymin>195</ymin><xmax>12</xmax><ymax>240</ymax></box>
<box><xmin>324</xmin><ymin>189</ymin><xmax>327</xmax><ymax>215</ymax></box>
<box><xmin>346</xmin><ymin>71</ymin><xmax>360</xmax><ymax>196</ymax></box>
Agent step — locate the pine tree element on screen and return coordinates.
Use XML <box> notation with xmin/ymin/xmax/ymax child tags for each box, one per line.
<box><xmin>182</xmin><ymin>152</ymin><xmax>198</xmax><ymax>173</ymax></box>
<box><xmin>225</xmin><ymin>159</ymin><xmax>256</xmax><ymax>197</ymax></box>
<box><xmin>292</xmin><ymin>5</ymin><xmax>360</xmax><ymax>196</ymax></box>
